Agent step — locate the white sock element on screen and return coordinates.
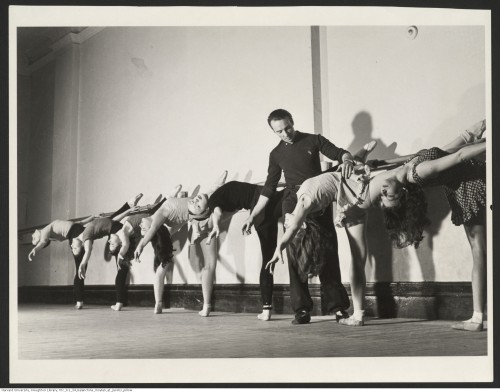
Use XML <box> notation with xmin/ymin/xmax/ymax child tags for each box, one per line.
<box><xmin>353</xmin><ymin>309</ymin><xmax>365</xmax><ymax>321</ymax></box>
<box><xmin>75</xmin><ymin>301</ymin><xmax>83</xmax><ymax>309</ymax></box>
<box><xmin>471</xmin><ymin>312</ymin><xmax>483</xmax><ymax>324</ymax></box>
<box><xmin>257</xmin><ymin>309</ymin><xmax>271</xmax><ymax>321</ymax></box>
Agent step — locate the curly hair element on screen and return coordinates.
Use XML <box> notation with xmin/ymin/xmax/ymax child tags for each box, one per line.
<box><xmin>381</xmin><ymin>183</ymin><xmax>431</xmax><ymax>248</ymax></box>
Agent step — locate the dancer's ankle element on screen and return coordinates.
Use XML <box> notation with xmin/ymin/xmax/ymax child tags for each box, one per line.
<box><xmin>199</xmin><ymin>304</ymin><xmax>212</xmax><ymax>317</ymax></box>
<box><xmin>471</xmin><ymin>311</ymin><xmax>484</xmax><ymax>324</ymax></box>
<box><xmin>154</xmin><ymin>302</ymin><xmax>163</xmax><ymax>314</ymax></box>
<box><xmin>353</xmin><ymin>309</ymin><xmax>365</xmax><ymax>321</ymax></box>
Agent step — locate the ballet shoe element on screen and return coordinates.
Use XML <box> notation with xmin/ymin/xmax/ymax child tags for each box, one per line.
<box><xmin>153</xmin><ymin>194</ymin><xmax>163</xmax><ymax>204</ymax></box>
<box><xmin>154</xmin><ymin>303</ymin><xmax>163</xmax><ymax>314</ymax></box>
<box><xmin>451</xmin><ymin>320</ymin><xmax>483</xmax><ymax>332</ymax></box>
<box><xmin>198</xmin><ymin>305</ymin><xmax>211</xmax><ymax>317</ymax></box>
<box><xmin>257</xmin><ymin>310</ymin><xmax>271</xmax><ymax>321</ymax></box>
<box><xmin>111</xmin><ymin>303</ymin><xmax>123</xmax><ymax>311</ymax></box>
<box><xmin>461</xmin><ymin>120</ymin><xmax>486</xmax><ymax>143</ymax></box>
<box><xmin>363</xmin><ymin>140</ymin><xmax>378</xmax><ymax>153</ymax></box>
<box><xmin>75</xmin><ymin>302</ymin><xmax>83</xmax><ymax>310</ymax></box>
<box><xmin>338</xmin><ymin>315</ymin><xmax>364</xmax><ymax>326</ymax></box>
<box><xmin>467</xmin><ymin>119</ymin><xmax>486</xmax><ymax>139</ymax></box>
<box><xmin>128</xmin><ymin>193</ymin><xmax>144</xmax><ymax>207</ymax></box>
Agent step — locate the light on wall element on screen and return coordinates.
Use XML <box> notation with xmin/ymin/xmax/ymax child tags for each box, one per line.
<box><xmin>407</xmin><ymin>26</ymin><xmax>419</xmax><ymax>40</ymax></box>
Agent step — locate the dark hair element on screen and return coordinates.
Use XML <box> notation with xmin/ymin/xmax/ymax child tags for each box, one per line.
<box><xmin>288</xmin><ymin>218</ymin><xmax>335</xmax><ymax>281</ymax></box>
<box><xmin>382</xmin><ymin>183</ymin><xmax>431</xmax><ymax>248</ymax></box>
<box><xmin>267</xmin><ymin>109</ymin><xmax>294</xmax><ymax>128</ymax></box>
<box><xmin>151</xmin><ymin>225</ymin><xmax>174</xmax><ymax>272</ymax></box>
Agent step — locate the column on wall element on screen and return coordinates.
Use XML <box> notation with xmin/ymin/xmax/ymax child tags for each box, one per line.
<box><xmin>49</xmin><ymin>40</ymin><xmax>81</xmax><ymax>285</ymax></box>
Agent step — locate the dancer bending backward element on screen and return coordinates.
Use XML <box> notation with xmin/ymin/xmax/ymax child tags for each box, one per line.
<box><xmin>76</xmin><ymin>193</ymin><xmax>145</xmax><ymax>288</ymax></box>
<box><xmin>204</xmin><ymin>180</ymin><xmax>285</xmax><ymax>321</ymax></box>
<box><xmin>134</xmin><ymin>171</ymin><xmax>228</xmax><ymax>316</ymax></box>
<box><xmin>107</xmin><ymin>195</ymin><xmax>167</xmax><ymax>311</ymax></box>
<box><xmin>267</xmin><ymin>120</ymin><xmax>487</xmax><ymax>330</ymax></box>
<box><xmin>242</xmin><ymin>109</ymin><xmax>355</xmax><ymax>325</ymax></box>
<box><xmin>29</xmin><ymin>214</ymin><xmax>99</xmax><ymax>309</ymax></box>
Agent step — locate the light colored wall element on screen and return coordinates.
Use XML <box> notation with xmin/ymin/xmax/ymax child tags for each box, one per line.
<box><xmin>18</xmin><ymin>25</ymin><xmax>486</xmax><ymax>288</ymax></box>
<box><xmin>19</xmin><ymin>26</ymin><xmax>314</xmax><ymax>286</ymax></box>
<box><xmin>322</xmin><ymin>26</ymin><xmax>485</xmax><ymax>282</ymax></box>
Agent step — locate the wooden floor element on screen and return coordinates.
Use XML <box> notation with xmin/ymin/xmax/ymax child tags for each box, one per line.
<box><xmin>18</xmin><ymin>304</ymin><xmax>487</xmax><ymax>359</ymax></box>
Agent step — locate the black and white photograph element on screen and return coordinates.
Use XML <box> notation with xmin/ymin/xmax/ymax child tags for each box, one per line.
<box><xmin>8</xmin><ymin>5</ymin><xmax>494</xmax><ymax>385</ymax></box>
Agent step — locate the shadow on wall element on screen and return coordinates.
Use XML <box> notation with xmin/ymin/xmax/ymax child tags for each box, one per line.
<box><xmin>347</xmin><ymin>111</ymin><xmax>438</xmax><ymax>318</ymax></box>
<box><xmin>167</xmin><ymin>170</ymin><xmax>255</xmax><ymax>287</ymax></box>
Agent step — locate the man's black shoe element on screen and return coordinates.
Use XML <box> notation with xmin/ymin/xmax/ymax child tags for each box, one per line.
<box><xmin>292</xmin><ymin>309</ymin><xmax>311</xmax><ymax>325</ymax></box>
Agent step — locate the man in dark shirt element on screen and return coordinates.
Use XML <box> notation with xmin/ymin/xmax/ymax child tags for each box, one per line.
<box><xmin>242</xmin><ymin>109</ymin><xmax>355</xmax><ymax>325</ymax></box>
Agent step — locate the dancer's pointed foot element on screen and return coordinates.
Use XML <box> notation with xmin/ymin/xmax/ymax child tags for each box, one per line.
<box><xmin>111</xmin><ymin>302</ymin><xmax>123</xmax><ymax>311</ymax></box>
<box><xmin>75</xmin><ymin>301</ymin><xmax>84</xmax><ymax>310</ymax></box>
<box><xmin>167</xmin><ymin>185</ymin><xmax>182</xmax><ymax>199</ymax></box>
<box><xmin>354</xmin><ymin>140</ymin><xmax>378</xmax><ymax>162</ymax></box>
<box><xmin>338</xmin><ymin>315</ymin><xmax>364</xmax><ymax>326</ymax></box>
<box><xmin>364</xmin><ymin>140</ymin><xmax>378</xmax><ymax>153</ymax></box>
<box><xmin>154</xmin><ymin>302</ymin><xmax>163</xmax><ymax>314</ymax></box>
<box><xmin>462</xmin><ymin>120</ymin><xmax>486</xmax><ymax>143</ymax></box>
<box><xmin>128</xmin><ymin>193</ymin><xmax>144</xmax><ymax>207</ymax></box>
<box><xmin>153</xmin><ymin>194</ymin><xmax>163</xmax><ymax>204</ymax></box>
<box><xmin>257</xmin><ymin>309</ymin><xmax>271</xmax><ymax>321</ymax></box>
<box><xmin>198</xmin><ymin>304</ymin><xmax>211</xmax><ymax>317</ymax></box>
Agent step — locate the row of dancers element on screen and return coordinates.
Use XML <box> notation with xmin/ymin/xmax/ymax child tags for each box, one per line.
<box><xmin>28</xmin><ymin>109</ymin><xmax>487</xmax><ymax>332</ymax></box>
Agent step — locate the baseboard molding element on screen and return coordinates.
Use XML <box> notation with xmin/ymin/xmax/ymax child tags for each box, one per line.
<box><xmin>18</xmin><ymin>282</ymin><xmax>473</xmax><ymax>320</ymax></box>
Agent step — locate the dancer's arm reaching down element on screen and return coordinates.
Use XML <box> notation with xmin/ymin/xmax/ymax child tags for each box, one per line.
<box><xmin>241</xmin><ymin>195</ymin><xmax>270</xmax><ymax>235</ymax></box>
<box><xmin>206</xmin><ymin>207</ymin><xmax>222</xmax><ymax>245</ymax></box>
<box><xmin>265</xmin><ymin>195</ymin><xmax>313</xmax><ymax>273</ymax></box>
<box><xmin>28</xmin><ymin>238</ymin><xmax>50</xmax><ymax>261</ymax></box>
<box><xmin>78</xmin><ymin>239</ymin><xmax>94</xmax><ymax>279</ymax></box>
<box><xmin>134</xmin><ymin>208</ymin><xmax>168</xmax><ymax>260</ymax></box>
<box><xmin>410</xmin><ymin>139</ymin><xmax>486</xmax><ymax>182</ymax></box>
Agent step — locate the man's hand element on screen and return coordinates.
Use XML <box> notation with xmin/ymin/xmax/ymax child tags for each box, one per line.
<box><xmin>339</xmin><ymin>160</ymin><xmax>354</xmax><ymax>179</ymax></box>
<box><xmin>78</xmin><ymin>262</ymin><xmax>88</xmax><ymax>280</ymax></box>
<box><xmin>28</xmin><ymin>249</ymin><xmax>36</xmax><ymax>261</ymax></box>
<box><xmin>242</xmin><ymin>216</ymin><xmax>254</xmax><ymax>235</ymax></box>
<box><xmin>265</xmin><ymin>248</ymin><xmax>284</xmax><ymax>274</ymax></box>
<box><xmin>206</xmin><ymin>226</ymin><xmax>220</xmax><ymax>245</ymax></box>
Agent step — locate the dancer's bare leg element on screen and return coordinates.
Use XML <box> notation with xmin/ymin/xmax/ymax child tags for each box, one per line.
<box><xmin>198</xmin><ymin>238</ymin><xmax>218</xmax><ymax>316</ymax></box>
<box><xmin>153</xmin><ymin>263</ymin><xmax>168</xmax><ymax>314</ymax></box>
<box><xmin>452</xmin><ymin>224</ymin><xmax>486</xmax><ymax>332</ymax></box>
<box><xmin>339</xmin><ymin>218</ymin><xmax>368</xmax><ymax>326</ymax></box>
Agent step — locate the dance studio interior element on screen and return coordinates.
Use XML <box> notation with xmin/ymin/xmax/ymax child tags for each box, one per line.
<box><xmin>12</xmin><ymin>7</ymin><xmax>492</xmax><ymax>384</ymax></box>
